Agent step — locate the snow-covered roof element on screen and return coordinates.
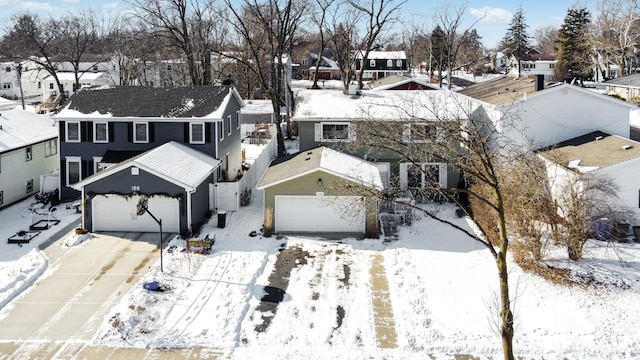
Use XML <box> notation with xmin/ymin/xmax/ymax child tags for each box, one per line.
<box><xmin>0</xmin><ymin>96</ymin><xmax>17</xmax><ymax>111</ymax></box>
<box><xmin>0</xmin><ymin>108</ymin><xmax>57</xmax><ymax>152</ymax></box>
<box><xmin>292</xmin><ymin>89</ymin><xmax>466</xmax><ymax>122</ymax></box>
<box><xmin>72</xmin><ymin>141</ymin><xmax>220</xmax><ymax>191</ymax></box>
<box><xmin>242</xmin><ymin>100</ymin><xmax>274</xmax><ymax>115</ymax></box>
<box><xmin>56</xmin><ymin>86</ymin><xmax>245</xmax><ymax>119</ymax></box>
<box><xmin>367</xmin><ymin>74</ymin><xmax>441</xmax><ymax>90</ymax></box>
<box><xmin>257</xmin><ymin>146</ymin><xmax>383</xmax><ymax>191</ymax></box>
<box><xmin>355</xmin><ymin>50</ymin><xmax>406</xmax><ymax>60</ymax></box>
<box><xmin>42</xmin><ymin>72</ymin><xmax>107</xmax><ymax>81</ymax></box>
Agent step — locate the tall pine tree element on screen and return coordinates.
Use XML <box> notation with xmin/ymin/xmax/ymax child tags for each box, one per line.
<box><xmin>500</xmin><ymin>6</ymin><xmax>530</xmax><ymax>77</ymax></box>
<box><xmin>555</xmin><ymin>7</ymin><xmax>592</xmax><ymax>85</ymax></box>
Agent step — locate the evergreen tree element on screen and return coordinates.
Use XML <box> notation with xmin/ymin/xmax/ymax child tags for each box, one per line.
<box><xmin>430</xmin><ymin>25</ymin><xmax>447</xmax><ymax>87</ymax></box>
<box><xmin>555</xmin><ymin>7</ymin><xmax>592</xmax><ymax>85</ymax></box>
<box><xmin>500</xmin><ymin>6</ymin><xmax>530</xmax><ymax>77</ymax></box>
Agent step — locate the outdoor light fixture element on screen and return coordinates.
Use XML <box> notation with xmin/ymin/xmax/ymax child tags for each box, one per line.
<box><xmin>318</xmin><ymin>178</ymin><xmax>322</xmax><ymax>186</ymax></box>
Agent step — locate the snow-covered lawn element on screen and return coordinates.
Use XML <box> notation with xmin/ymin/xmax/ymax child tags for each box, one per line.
<box><xmin>1</xmin><ymin>145</ymin><xmax>640</xmax><ymax>359</ymax></box>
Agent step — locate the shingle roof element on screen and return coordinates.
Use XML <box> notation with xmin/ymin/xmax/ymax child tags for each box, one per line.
<box><xmin>456</xmin><ymin>76</ymin><xmax>542</xmax><ymax>105</ymax></box>
<box><xmin>73</xmin><ymin>141</ymin><xmax>220</xmax><ymax>190</ymax></box>
<box><xmin>257</xmin><ymin>146</ymin><xmax>383</xmax><ymax>191</ymax></box>
<box><xmin>537</xmin><ymin>131</ymin><xmax>640</xmax><ymax>171</ymax></box>
<box><xmin>604</xmin><ymin>73</ymin><xmax>640</xmax><ymax>88</ymax></box>
<box><xmin>58</xmin><ymin>86</ymin><xmax>234</xmax><ymax>118</ymax></box>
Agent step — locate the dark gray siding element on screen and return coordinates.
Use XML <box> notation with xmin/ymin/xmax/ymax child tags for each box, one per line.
<box><xmin>190</xmin><ymin>179</ymin><xmax>211</xmax><ymax>230</ymax></box>
<box><xmin>82</xmin><ymin>167</ymin><xmax>187</xmax><ymax>233</ymax></box>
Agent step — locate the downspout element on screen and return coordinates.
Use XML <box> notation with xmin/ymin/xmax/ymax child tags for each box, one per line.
<box><xmin>187</xmin><ymin>188</ymin><xmax>194</xmax><ymax>234</ymax></box>
<box><xmin>81</xmin><ymin>188</ymin><xmax>86</xmax><ymax>230</ymax></box>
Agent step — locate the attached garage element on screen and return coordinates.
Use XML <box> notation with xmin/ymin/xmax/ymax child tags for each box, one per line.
<box><xmin>257</xmin><ymin>147</ymin><xmax>383</xmax><ymax>238</ymax></box>
<box><xmin>275</xmin><ymin>195</ymin><xmax>365</xmax><ymax>233</ymax></box>
<box><xmin>92</xmin><ymin>195</ymin><xmax>180</xmax><ymax>233</ymax></box>
<box><xmin>72</xmin><ymin>141</ymin><xmax>220</xmax><ymax>234</ymax></box>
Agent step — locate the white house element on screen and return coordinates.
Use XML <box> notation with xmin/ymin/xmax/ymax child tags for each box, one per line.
<box><xmin>456</xmin><ymin>76</ymin><xmax>638</xmax><ymax>151</ymax></box>
<box><xmin>0</xmin><ymin>100</ymin><xmax>59</xmax><ymax>209</ymax></box>
<box><xmin>538</xmin><ymin>131</ymin><xmax>640</xmax><ymax>228</ymax></box>
<box><xmin>0</xmin><ymin>61</ymin><xmax>21</xmax><ymax>100</ymax></box>
<box><xmin>506</xmin><ymin>53</ymin><xmax>557</xmax><ymax>81</ymax></box>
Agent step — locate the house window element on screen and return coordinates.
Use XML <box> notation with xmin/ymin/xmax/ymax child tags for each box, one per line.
<box><xmin>219</xmin><ymin>122</ymin><xmax>224</xmax><ymax>141</ymax></box>
<box><xmin>5</xmin><ymin>67</ymin><xmax>10</xmax><ymax>72</ymax></box>
<box><xmin>2</xmin><ymin>83</ymin><xmax>10</xmax><ymax>89</ymax></box>
<box><xmin>227</xmin><ymin>115</ymin><xmax>232</xmax><ymax>136</ymax></box>
<box><xmin>369</xmin><ymin>59</ymin><xmax>376</xmax><ymax>67</ymax></box>
<box><xmin>236</xmin><ymin>110</ymin><xmax>240</xmax><ymax>130</ymax></box>
<box><xmin>49</xmin><ymin>83</ymin><xmax>54</xmax><ymax>90</ymax></box>
<box><xmin>25</xmin><ymin>146</ymin><xmax>32</xmax><ymax>161</ymax></box>
<box><xmin>396</xmin><ymin>59</ymin><xmax>402</xmax><ymax>67</ymax></box>
<box><xmin>45</xmin><ymin>139</ymin><xmax>57</xmax><ymax>157</ymax></box>
<box><xmin>26</xmin><ymin>179</ymin><xmax>33</xmax><ymax>193</ymax></box>
<box><xmin>133</xmin><ymin>122</ymin><xmax>148</xmax><ymax>143</ymax></box>
<box><xmin>66</xmin><ymin>157</ymin><xmax>81</xmax><ymax>185</ymax></box>
<box><xmin>38</xmin><ymin>82</ymin><xmax>41</xmax><ymax>89</ymax></box>
<box><xmin>302</xmin><ymin>58</ymin><xmax>308</xmax><ymax>66</ymax></box>
<box><xmin>401</xmin><ymin>163</ymin><xmax>447</xmax><ymax>189</ymax></box>
<box><xmin>93</xmin><ymin>65</ymin><xmax>98</xmax><ymax>71</ymax></box>
<box><xmin>66</xmin><ymin>122</ymin><xmax>80</xmax><ymax>142</ymax></box>
<box><xmin>0</xmin><ymin>190</ymin><xmax>3</xmax><ymax>205</ymax></box>
<box><xmin>549</xmin><ymin>63</ymin><xmax>555</xmax><ymax>69</ymax></box>
<box><xmin>403</xmin><ymin>123</ymin><xmax>437</xmax><ymax>143</ymax></box>
<box><xmin>315</xmin><ymin>122</ymin><xmax>354</xmax><ymax>142</ymax></box>
<box><xmin>94</xmin><ymin>122</ymin><xmax>108</xmax><ymax>143</ymax></box>
<box><xmin>190</xmin><ymin>122</ymin><xmax>205</xmax><ymax>144</ymax></box>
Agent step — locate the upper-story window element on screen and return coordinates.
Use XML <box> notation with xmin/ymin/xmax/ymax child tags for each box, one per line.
<box><xmin>66</xmin><ymin>121</ymin><xmax>80</xmax><ymax>142</ymax></box>
<box><xmin>396</xmin><ymin>59</ymin><xmax>402</xmax><ymax>67</ymax></box>
<box><xmin>219</xmin><ymin>121</ymin><xmax>224</xmax><ymax>141</ymax></box>
<box><xmin>302</xmin><ymin>58</ymin><xmax>308</xmax><ymax>66</ymax></box>
<box><xmin>236</xmin><ymin>110</ymin><xmax>240</xmax><ymax>130</ymax></box>
<box><xmin>134</xmin><ymin>122</ymin><xmax>148</xmax><ymax>143</ymax></box>
<box><xmin>5</xmin><ymin>67</ymin><xmax>10</xmax><ymax>72</ymax></box>
<box><xmin>49</xmin><ymin>83</ymin><xmax>54</xmax><ymax>90</ymax></box>
<box><xmin>190</xmin><ymin>122</ymin><xmax>205</xmax><ymax>144</ymax></box>
<box><xmin>2</xmin><ymin>83</ymin><xmax>11</xmax><ymax>89</ymax></box>
<box><xmin>403</xmin><ymin>123</ymin><xmax>437</xmax><ymax>143</ymax></box>
<box><xmin>315</xmin><ymin>122</ymin><xmax>354</xmax><ymax>142</ymax></box>
<box><xmin>369</xmin><ymin>59</ymin><xmax>376</xmax><ymax>67</ymax></box>
<box><xmin>25</xmin><ymin>146</ymin><xmax>32</xmax><ymax>161</ymax></box>
<box><xmin>94</xmin><ymin>122</ymin><xmax>108</xmax><ymax>143</ymax></box>
<box><xmin>226</xmin><ymin>115</ymin><xmax>232</xmax><ymax>136</ymax></box>
<box><xmin>387</xmin><ymin>59</ymin><xmax>393</xmax><ymax>67</ymax></box>
<box><xmin>45</xmin><ymin>139</ymin><xmax>57</xmax><ymax>157</ymax></box>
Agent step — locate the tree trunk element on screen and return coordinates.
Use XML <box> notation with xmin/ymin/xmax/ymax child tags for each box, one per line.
<box><xmin>497</xmin><ymin>205</ymin><xmax>515</xmax><ymax>360</ymax></box>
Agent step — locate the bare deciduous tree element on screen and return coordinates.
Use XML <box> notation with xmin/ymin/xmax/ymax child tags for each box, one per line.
<box><xmin>532</xmin><ymin>25</ymin><xmax>558</xmax><ymax>55</ymax></box>
<box><xmin>592</xmin><ymin>0</ymin><xmax>640</xmax><ymax>78</ymax></box>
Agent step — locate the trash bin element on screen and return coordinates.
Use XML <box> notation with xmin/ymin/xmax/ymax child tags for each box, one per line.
<box><xmin>217</xmin><ymin>210</ymin><xmax>227</xmax><ymax>228</ymax></box>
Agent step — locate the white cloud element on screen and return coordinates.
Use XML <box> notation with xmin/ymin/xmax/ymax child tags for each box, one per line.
<box><xmin>59</xmin><ymin>0</ymin><xmax>79</xmax><ymax>3</ymax></box>
<box><xmin>470</xmin><ymin>7</ymin><xmax>512</xmax><ymax>23</ymax></box>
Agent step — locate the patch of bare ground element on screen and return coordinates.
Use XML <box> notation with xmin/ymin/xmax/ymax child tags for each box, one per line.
<box><xmin>517</xmin><ymin>260</ymin><xmax>630</xmax><ymax>290</ymax></box>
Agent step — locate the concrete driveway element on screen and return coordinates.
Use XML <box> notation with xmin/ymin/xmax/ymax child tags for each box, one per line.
<box><xmin>0</xmin><ymin>230</ymin><xmax>174</xmax><ymax>359</ymax></box>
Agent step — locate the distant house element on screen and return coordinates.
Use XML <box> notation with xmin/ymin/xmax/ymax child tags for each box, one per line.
<box><xmin>538</xmin><ymin>131</ymin><xmax>640</xmax><ymax>224</ymax></box>
<box><xmin>354</xmin><ymin>50</ymin><xmax>408</xmax><ymax>81</ymax></box>
<box><xmin>256</xmin><ymin>146</ymin><xmax>383</xmax><ymax>237</ymax></box>
<box><xmin>0</xmin><ymin>61</ymin><xmax>21</xmax><ymax>100</ymax></box>
<box><xmin>456</xmin><ymin>75</ymin><xmax>638</xmax><ymax>150</ymax></box>
<box><xmin>366</xmin><ymin>74</ymin><xmax>440</xmax><ymax>90</ymax></box>
<box><xmin>55</xmin><ymin>86</ymin><xmax>245</xmax><ymax>234</ymax></box>
<box><xmin>293</xmin><ymin>88</ymin><xmax>463</xmax><ymax>195</ymax></box>
<box><xmin>307</xmin><ymin>52</ymin><xmax>341</xmax><ymax>81</ymax></box>
<box><xmin>506</xmin><ymin>52</ymin><xmax>557</xmax><ymax>81</ymax></box>
<box><xmin>604</xmin><ymin>73</ymin><xmax>640</xmax><ymax>104</ymax></box>
<box><xmin>0</xmin><ymin>100</ymin><xmax>58</xmax><ymax>209</ymax></box>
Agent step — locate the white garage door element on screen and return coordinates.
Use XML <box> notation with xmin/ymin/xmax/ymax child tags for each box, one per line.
<box><xmin>92</xmin><ymin>195</ymin><xmax>180</xmax><ymax>233</ymax></box>
<box><xmin>275</xmin><ymin>195</ymin><xmax>365</xmax><ymax>233</ymax></box>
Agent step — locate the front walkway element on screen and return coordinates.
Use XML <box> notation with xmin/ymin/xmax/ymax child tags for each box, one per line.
<box><xmin>369</xmin><ymin>253</ymin><xmax>398</xmax><ymax>348</ymax></box>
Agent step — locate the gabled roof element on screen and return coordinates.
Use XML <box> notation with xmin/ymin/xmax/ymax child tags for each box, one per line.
<box><xmin>537</xmin><ymin>131</ymin><xmax>640</xmax><ymax>172</ymax></box>
<box><xmin>355</xmin><ymin>50</ymin><xmax>406</xmax><ymax>60</ymax></box>
<box><xmin>256</xmin><ymin>146</ymin><xmax>383</xmax><ymax>191</ymax></box>
<box><xmin>0</xmin><ymin>109</ymin><xmax>57</xmax><ymax>153</ymax></box>
<box><xmin>292</xmin><ymin>89</ymin><xmax>465</xmax><ymax>121</ymax></box>
<box><xmin>604</xmin><ymin>73</ymin><xmax>640</xmax><ymax>88</ymax></box>
<box><xmin>72</xmin><ymin>141</ymin><xmax>220</xmax><ymax>191</ymax></box>
<box><xmin>367</xmin><ymin>74</ymin><xmax>440</xmax><ymax>90</ymax></box>
<box><xmin>309</xmin><ymin>52</ymin><xmax>339</xmax><ymax>70</ymax></box>
<box><xmin>43</xmin><ymin>72</ymin><xmax>109</xmax><ymax>81</ymax></box>
<box><xmin>56</xmin><ymin>86</ymin><xmax>244</xmax><ymax>119</ymax></box>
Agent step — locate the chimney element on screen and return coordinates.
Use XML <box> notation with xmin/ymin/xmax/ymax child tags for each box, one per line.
<box><xmin>535</xmin><ymin>74</ymin><xmax>544</xmax><ymax>91</ymax></box>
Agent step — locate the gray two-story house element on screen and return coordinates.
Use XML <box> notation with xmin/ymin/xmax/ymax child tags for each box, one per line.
<box><xmin>292</xmin><ymin>88</ymin><xmax>463</xmax><ymax>200</ymax></box>
<box><xmin>55</xmin><ymin>86</ymin><xmax>244</xmax><ymax>235</ymax></box>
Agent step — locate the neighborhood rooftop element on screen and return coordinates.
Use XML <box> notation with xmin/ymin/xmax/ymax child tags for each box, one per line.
<box><xmin>292</xmin><ymin>89</ymin><xmax>466</xmax><ymax>121</ymax></box>
<box><xmin>538</xmin><ymin>131</ymin><xmax>640</xmax><ymax>171</ymax></box>
<box><xmin>0</xmin><ymin>109</ymin><xmax>57</xmax><ymax>152</ymax></box>
<box><xmin>257</xmin><ymin>146</ymin><xmax>383</xmax><ymax>191</ymax></box>
<box><xmin>457</xmin><ymin>76</ymin><xmax>552</xmax><ymax>105</ymax></box>
<box><xmin>57</xmin><ymin>85</ymin><xmax>238</xmax><ymax>118</ymax></box>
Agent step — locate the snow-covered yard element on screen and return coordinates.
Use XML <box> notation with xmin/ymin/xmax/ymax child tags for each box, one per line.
<box><xmin>1</xmin><ymin>144</ymin><xmax>640</xmax><ymax>359</ymax></box>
